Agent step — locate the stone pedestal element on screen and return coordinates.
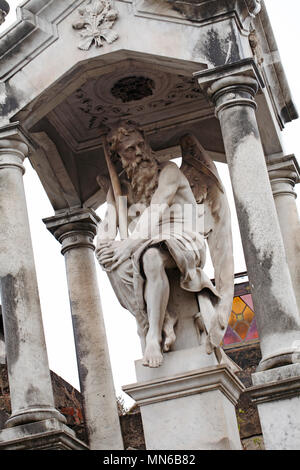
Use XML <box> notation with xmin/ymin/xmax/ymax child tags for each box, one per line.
<box><xmin>44</xmin><ymin>208</ymin><xmax>124</xmax><ymax>450</ymax></box>
<box><xmin>251</xmin><ymin>364</ymin><xmax>300</xmax><ymax>450</ymax></box>
<box><xmin>124</xmin><ymin>345</ymin><xmax>244</xmax><ymax>450</ymax></box>
<box><xmin>0</xmin><ymin>418</ymin><xmax>88</xmax><ymax>450</ymax></box>
<box><xmin>267</xmin><ymin>154</ymin><xmax>300</xmax><ymax>314</ymax></box>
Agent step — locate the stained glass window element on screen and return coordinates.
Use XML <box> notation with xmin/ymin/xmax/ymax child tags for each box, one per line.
<box><xmin>222</xmin><ymin>283</ymin><xmax>259</xmax><ymax>348</ymax></box>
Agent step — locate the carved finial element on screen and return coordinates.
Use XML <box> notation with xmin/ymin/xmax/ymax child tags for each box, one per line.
<box><xmin>72</xmin><ymin>0</ymin><xmax>119</xmax><ymax>51</ymax></box>
<box><xmin>0</xmin><ymin>0</ymin><xmax>9</xmax><ymax>26</ymax></box>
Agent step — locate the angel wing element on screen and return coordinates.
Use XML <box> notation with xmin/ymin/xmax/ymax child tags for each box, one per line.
<box><xmin>179</xmin><ymin>134</ymin><xmax>234</xmax><ymax>354</ymax></box>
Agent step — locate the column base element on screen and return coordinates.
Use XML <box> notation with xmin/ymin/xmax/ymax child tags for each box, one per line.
<box><xmin>5</xmin><ymin>406</ymin><xmax>67</xmax><ymax>428</ymax></box>
<box><xmin>257</xmin><ymin>349</ymin><xmax>300</xmax><ymax>372</ymax></box>
<box><xmin>123</xmin><ymin>347</ymin><xmax>244</xmax><ymax>450</ymax></box>
<box><xmin>0</xmin><ymin>418</ymin><xmax>89</xmax><ymax>450</ymax></box>
<box><xmin>251</xmin><ymin>363</ymin><xmax>300</xmax><ymax>450</ymax></box>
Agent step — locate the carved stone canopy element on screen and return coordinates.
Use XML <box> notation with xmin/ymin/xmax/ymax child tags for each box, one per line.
<box><xmin>0</xmin><ymin>0</ymin><xmax>295</xmax><ymax>219</ymax></box>
<box><xmin>29</xmin><ymin>57</ymin><xmax>227</xmax><ymax>212</ymax></box>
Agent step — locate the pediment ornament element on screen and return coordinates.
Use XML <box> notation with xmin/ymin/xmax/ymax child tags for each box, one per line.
<box><xmin>72</xmin><ymin>0</ymin><xmax>119</xmax><ymax>51</ymax></box>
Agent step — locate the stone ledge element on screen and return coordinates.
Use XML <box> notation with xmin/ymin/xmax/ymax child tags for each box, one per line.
<box><xmin>0</xmin><ymin>418</ymin><xmax>89</xmax><ymax>450</ymax></box>
<box><xmin>0</xmin><ymin>0</ymin><xmax>83</xmax><ymax>80</ymax></box>
<box><xmin>124</xmin><ymin>364</ymin><xmax>245</xmax><ymax>407</ymax></box>
<box><xmin>250</xmin><ymin>363</ymin><xmax>300</xmax><ymax>405</ymax></box>
<box><xmin>194</xmin><ymin>58</ymin><xmax>265</xmax><ymax>92</ymax></box>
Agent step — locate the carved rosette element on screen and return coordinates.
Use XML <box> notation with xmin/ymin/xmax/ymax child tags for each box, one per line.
<box><xmin>72</xmin><ymin>0</ymin><xmax>119</xmax><ymax>51</ymax></box>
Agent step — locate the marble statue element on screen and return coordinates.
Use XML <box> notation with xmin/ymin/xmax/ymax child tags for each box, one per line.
<box><xmin>96</xmin><ymin>122</ymin><xmax>234</xmax><ymax>367</ymax></box>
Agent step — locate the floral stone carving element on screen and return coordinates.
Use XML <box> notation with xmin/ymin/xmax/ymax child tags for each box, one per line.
<box><xmin>72</xmin><ymin>0</ymin><xmax>119</xmax><ymax>51</ymax></box>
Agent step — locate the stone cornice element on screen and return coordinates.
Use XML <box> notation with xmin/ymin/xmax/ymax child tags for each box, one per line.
<box><xmin>123</xmin><ymin>365</ymin><xmax>245</xmax><ymax>407</ymax></box>
<box><xmin>43</xmin><ymin>208</ymin><xmax>100</xmax><ymax>254</ymax></box>
<box><xmin>194</xmin><ymin>58</ymin><xmax>265</xmax><ymax>93</ymax></box>
<box><xmin>131</xmin><ymin>0</ymin><xmax>260</xmax><ymax>34</ymax></box>
<box><xmin>250</xmin><ymin>364</ymin><xmax>300</xmax><ymax>405</ymax></box>
<box><xmin>43</xmin><ymin>208</ymin><xmax>100</xmax><ymax>238</ymax></box>
<box><xmin>0</xmin><ymin>0</ymin><xmax>83</xmax><ymax>81</ymax></box>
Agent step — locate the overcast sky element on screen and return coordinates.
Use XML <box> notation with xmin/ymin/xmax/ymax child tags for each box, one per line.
<box><xmin>0</xmin><ymin>1</ymin><xmax>300</xmax><ymax>405</ymax></box>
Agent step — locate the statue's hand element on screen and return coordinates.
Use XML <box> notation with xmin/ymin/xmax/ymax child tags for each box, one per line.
<box><xmin>206</xmin><ymin>309</ymin><xmax>227</xmax><ymax>355</ymax></box>
<box><xmin>96</xmin><ymin>239</ymin><xmax>136</xmax><ymax>272</ymax></box>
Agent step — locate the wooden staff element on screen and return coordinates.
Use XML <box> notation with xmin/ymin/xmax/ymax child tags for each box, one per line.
<box><xmin>102</xmin><ymin>137</ymin><xmax>128</xmax><ymax>240</ymax></box>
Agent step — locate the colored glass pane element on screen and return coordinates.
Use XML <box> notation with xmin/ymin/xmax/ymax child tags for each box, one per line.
<box><xmin>241</xmin><ymin>294</ymin><xmax>254</xmax><ymax>311</ymax></box>
<box><xmin>232</xmin><ymin>297</ymin><xmax>246</xmax><ymax>315</ymax></box>
<box><xmin>245</xmin><ymin>318</ymin><xmax>259</xmax><ymax>341</ymax></box>
<box><xmin>223</xmin><ymin>326</ymin><xmax>242</xmax><ymax>346</ymax></box>
<box><xmin>228</xmin><ymin>311</ymin><xmax>236</xmax><ymax>328</ymax></box>
<box><xmin>234</xmin><ymin>321</ymin><xmax>250</xmax><ymax>340</ymax></box>
<box><xmin>243</xmin><ymin>306</ymin><xmax>254</xmax><ymax>324</ymax></box>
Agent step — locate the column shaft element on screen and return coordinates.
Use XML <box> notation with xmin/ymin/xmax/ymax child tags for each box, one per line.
<box><xmin>268</xmin><ymin>156</ymin><xmax>300</xmax><ymax>314</ymax></box>
<box><xmin>206</xmin><ymin>76</ymin><xmax>300</xmax><ymax>371</ymax></box>
<box><xmin>0</xmin><ymin>136</ymin><xmax>64</xmax><ymax>427</ymax></box>
<box><xmin>44</xmin><ymin>211</ymin><xmax>124</xmax><ymax>450</ymax></box>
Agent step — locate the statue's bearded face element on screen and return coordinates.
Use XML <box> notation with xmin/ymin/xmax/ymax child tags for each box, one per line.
<box><xmin>116</xmin><ymin>131</ymin><xmax>148</xmax><ymax>167</ymax></box>
<box><xmin>107</xmin><ymin>125</ymin><xmax>159</xmax><ymax>205</ymax></box>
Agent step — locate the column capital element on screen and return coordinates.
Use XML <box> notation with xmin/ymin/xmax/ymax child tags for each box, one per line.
<box><xmin>267</xmin><ymin>154</ymin><xmax>300</xmax><ymax>183</ymax></box>
<box><xmin>194</xmin><ymin>58</ymin><xmax>264</xmax><ymax>115</ymax></box>
<box><xmin>267</xmin><ymin>154</ymin><xmax>300</xmax><ymax>199</ymax></box>
<box><xmin>43</xmin><ymin>208</ymin><xmax>100</xmax><ymax>255</ymax></box>
<box><xmin>0</xmin><ymin>123</ymin><xmax>35</xmax><ymax>173</ymax></box>
<box><xmin>194</xmin><ymin>58</ymin><xmax>265</xmax><ymax>92</ymax></box>
<box><xmin>0</xmin><ymin>122</ymin><xmax>34</xmax><ymax>155</ymax></box>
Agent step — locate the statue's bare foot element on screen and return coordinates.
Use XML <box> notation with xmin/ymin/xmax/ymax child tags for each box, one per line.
<box><xmin>143</xmin><ymin>340</ymin><xmax>163</xmax><ymax>368</ymax></box>
<box><xmin>163</xmin><ymin>311</ymin><xmax>178</xmax><ymax>352</ymax></box>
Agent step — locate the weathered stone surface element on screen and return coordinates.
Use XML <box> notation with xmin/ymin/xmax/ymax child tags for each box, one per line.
<box><xmin>0</xmin><ymin>126</ymin><xmax>66</xmax><ymax>429</ymax></box>
<box><xmin>267</xmin><ymin>154</ymin><xmax>300</xmax><ymax>315</ymax></box>
<box><xmin>242</xmin><ymin>435</ymin><xmax>264</xmax><ymax>450</ymax></box>
<box><xmin>120</xmin><ymin>411</ymin><xmax>146</xmax><ymax>450</ymax></box>
<box><xmin>124</xmin><ymin>351</ymin><xmax>244</xmax><ymax>450</ymax></box>
<box><xmin>251</xmin><ymin>364</ymin><xmax>300</xmax><ymax>450</ymax></box>
<box><xmin>0</xmin><ymin>0</ymin><xmax>294</xmax><ymax>215</ymax></box>
<box><xmin>44</xmin><ymin>209</ymin><xmax>124</xmax><ymax>450</ymax></box>
<box><xmin>227</xmin><ymin>344</ymin><xmax>262</xmax><ymax>440</ymax></box>
<box><xmin>196</xmin><ymin>65</ymin><xmax>300</xmax><ymax>373</ymax></box>
<box><xmin>0</xmin><ymin>418</ymin><xmax>89</xmax><ymax>450</ymax></box>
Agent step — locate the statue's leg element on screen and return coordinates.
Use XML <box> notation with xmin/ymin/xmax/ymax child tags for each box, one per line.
<box><xmin>162</xmin><ymin>310</ymin><xmax>178</xmax><ymax>352</ymax></box>
<box><xmin>142</xmin><ymin>247</ymin><xmax>172</xmax><ymax>367</ymax></box>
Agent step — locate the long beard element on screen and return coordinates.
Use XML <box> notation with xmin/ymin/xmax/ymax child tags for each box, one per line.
<box><xmin>121</xmin><ymin>154</ymin><xmax>159</xmax><ymax>206</ymax></box>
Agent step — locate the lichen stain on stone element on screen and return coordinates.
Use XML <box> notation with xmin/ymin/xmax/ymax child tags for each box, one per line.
<box><xmin>166</xmin><ymin>0</ymin><xmax>220</xmax><ymax>21</ymax></box>
<box><xmin>25</xmin><ymin>384</ymin><xmax>41</xmax><ymax>405</ymax></box>
<box><xmin>280</xmin><ymin>100</ymin><xmax>299</xmax><ymax>124</ymax></box>
<box><xmin>193</xmin><ymin>27</ymin><xmax>240</xmax><ymax>66</ymax></box>
<box><xmin>0</xmin><ymin>83</ymin><xmax>20</xmax><ymax>117</ymax></box>
<box><xmin>235</xmin><ymin>201</ymin><xmax>300</xmax><ymax>335</ymax></box>
<box><xmin>0</xmin><ymin>274</ymin><xmax>20</xmax><ymax>374</ymax></box>
<box><xmin>221</xmin><ymin>107</ymin><xmax>259</xmax><ymax>156</ymax></box>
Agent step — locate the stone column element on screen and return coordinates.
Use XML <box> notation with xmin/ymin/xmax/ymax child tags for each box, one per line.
<box><xmin>267</xmin><ymin>154</ymin><xmax>300</xmax><ymax>314</ymax></box>
<box><xmin>195</xmin><ymin>64</ymin><xmax>300</xmax><ymax>372</ymax></box>
<box><xmin>0</xmin><ymin>125</ymin><xmax>66</xmax><ymax>429</ymax></box>
<box><xmin>44</xmin><ymin>209</ymin><xmax>124</xmax><ymax>450</ymax></box>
